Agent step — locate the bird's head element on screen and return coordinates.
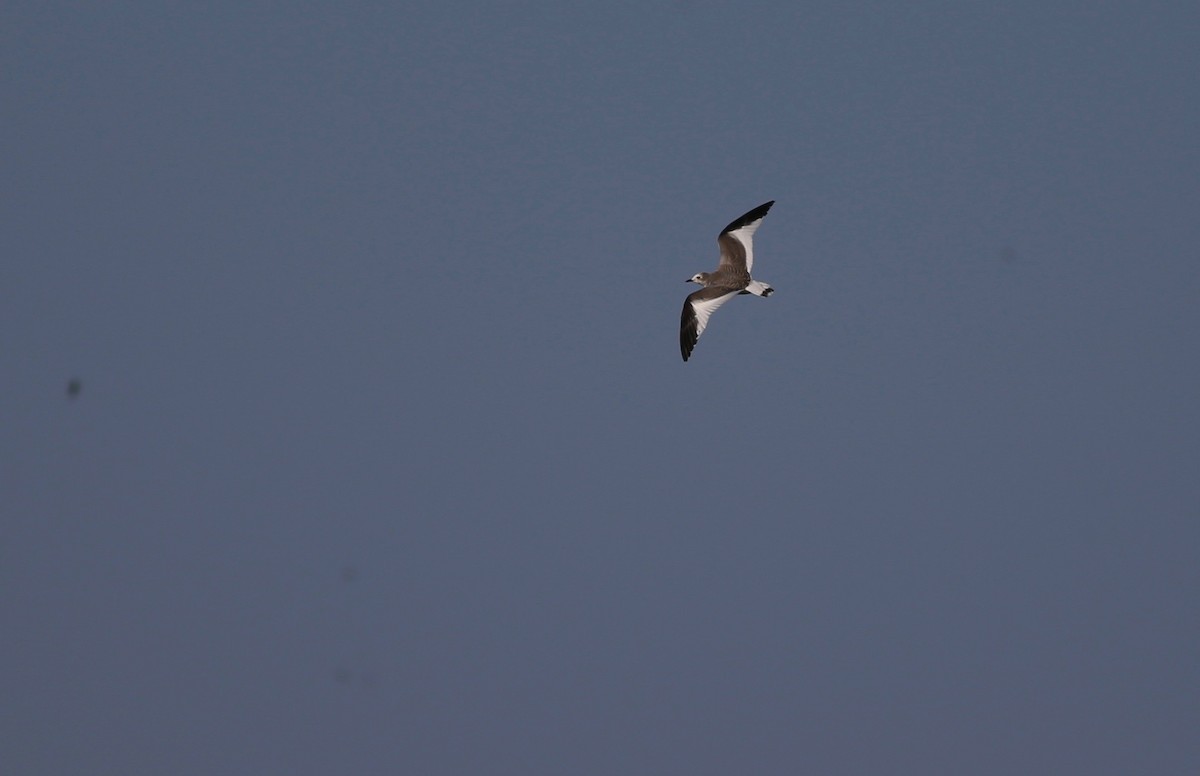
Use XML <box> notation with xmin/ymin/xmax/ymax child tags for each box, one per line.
<box><xmin>686</xmin><ymin>272</ymin><xmax>710</xmax><ymax>285</ymax></box>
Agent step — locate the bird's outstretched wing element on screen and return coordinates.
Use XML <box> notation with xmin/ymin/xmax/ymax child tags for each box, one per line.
<box><xmin>717</xmin><ymin>200</ymin><xmax>774</xmax><ymax>274</ymax></box>
<box><xmin>680</xmin><ymin>286</ymin><xmax>742</xmax><ymax>361</ymax></box>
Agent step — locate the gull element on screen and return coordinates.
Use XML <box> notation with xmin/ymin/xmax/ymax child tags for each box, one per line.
<box><xmin>680</xmin><ymin>201</ymin><xmax>775</xmax><ymax>361</ymax></box>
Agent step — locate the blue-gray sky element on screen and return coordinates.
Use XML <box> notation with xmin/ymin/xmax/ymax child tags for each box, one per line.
<box><xmin>4</xmin><ymin>2</ymin><xmax>1199</xmax><ymax>773</ymax></box>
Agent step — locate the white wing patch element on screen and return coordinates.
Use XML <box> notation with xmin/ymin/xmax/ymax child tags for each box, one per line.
<box><xmin>726</xmin><ymin>217</ymin><xmax>765</xmax><ymax>273</ymax></box>
<box><xmin>689</xmin><ymin>289</ymin><xmax>741</xmax><ymax>340</ymax></box>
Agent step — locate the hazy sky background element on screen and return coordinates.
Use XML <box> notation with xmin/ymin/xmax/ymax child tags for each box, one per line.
<box><xmin>4</xmin><ymin>2</ymin><xmax>1199</xmax><ymax>773</ymax></box>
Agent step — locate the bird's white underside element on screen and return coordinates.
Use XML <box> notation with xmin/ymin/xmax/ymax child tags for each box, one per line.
<box><xmin>743</xmin><ymin>279</ymin><xmax>773</xmax><ymax>296</ymax></box>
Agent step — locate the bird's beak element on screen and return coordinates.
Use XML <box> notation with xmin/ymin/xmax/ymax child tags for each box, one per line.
<box><xmin>685</xmin><ymin>278</ymin><xmax>692</xmax><ymax>283</ymax></box>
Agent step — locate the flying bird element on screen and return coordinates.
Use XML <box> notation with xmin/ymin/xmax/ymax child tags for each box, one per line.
<box><xmin>680</xmin><ymin>201</ymin><xmax>775</xmax><ymax>361</ymax></box>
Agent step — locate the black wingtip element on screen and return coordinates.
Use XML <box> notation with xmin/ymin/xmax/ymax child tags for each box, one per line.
<box><xmin>720</xmin><ymin>200</ymin><xmax>774</xmax><ymax>235</ymax></box>
<box><xmin>680</xmin><ymin>302</ymin><xmax>698</xmax><ymax>361</ymax></box>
